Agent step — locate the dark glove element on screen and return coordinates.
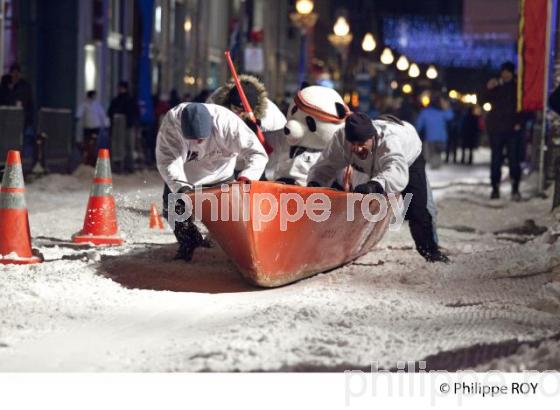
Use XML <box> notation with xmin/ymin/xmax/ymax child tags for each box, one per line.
<box><xmin>353</xmin><ymin>181</ymin><xmax>385</xmax><ymax>195</ymax></box>
<box><xmin>236</xmin><ymin>176</ymin><xmax>251</xmax><ymax>184</ymax></box>
<box><xmin>244</xmin><ymin>118</ymin><xmax>261</xmax><ymax>134</ymax></box>
<box><xmin>307</xmin><ymin>181</ymin><xmax>321</xmax><ymax>187</ymax></box>
<box><xmin>177</xmin><ymin>185</ymin><xmax>194</xmax><ymax>194</ymax></box>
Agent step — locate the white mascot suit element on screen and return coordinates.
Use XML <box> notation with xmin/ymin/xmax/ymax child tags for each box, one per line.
<box><xmin>276</xmin><ymin>86</ymin><xmax>350</xmax><ymax>185</ymax></box>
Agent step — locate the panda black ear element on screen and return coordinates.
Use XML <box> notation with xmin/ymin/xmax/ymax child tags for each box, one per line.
<box><xmin>300</xmin><ymin>81</ymin><xmax>311</xmax><ymax>90</ymax></box>
<box><xmin>335</xmin><ymin>103</ymin><xmax>347</xmax><ymax>119</ymax></box>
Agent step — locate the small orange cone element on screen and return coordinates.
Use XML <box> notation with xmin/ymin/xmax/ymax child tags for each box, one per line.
<box><xmin>149</xmin><ymin>202</ymin><xmax>164</xmax><ymax>229</ymax></box>
<box><xmin>72</xmin><ymin>149</ymin><xmax>124</xmax><ymax>246</ymax></box>
<box><xmin>0</xmin><ymin>150</ymin><xmax>43</xmax><ymax>264</ymax></box>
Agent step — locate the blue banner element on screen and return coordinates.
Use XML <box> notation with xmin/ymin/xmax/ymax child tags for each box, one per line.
<box><xmin>138</xmin><ymin>0</ymin><xmax>155</xmax><ymax>125</ymax></box>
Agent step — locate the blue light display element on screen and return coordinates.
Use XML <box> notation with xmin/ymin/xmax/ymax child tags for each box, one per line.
<box><xmin>383</xmin><ymin>16</ymin><xmax>516</xmax><ymax>69</ymax></box>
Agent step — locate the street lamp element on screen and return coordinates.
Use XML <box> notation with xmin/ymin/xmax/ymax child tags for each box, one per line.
<box><xmin>328</xmin><ymin>16</ymin><xmax>353</xmax><ymax>53</ymax></box>
<box><xmin>296</xmin><ymin>0</ymin><xmax>314</xmax><ymax>14</ymax></box>
<box><xmin>290</xmin><ymin>0</ymin><xmax>318</xmax><ymax>86</ymax></box>
<box><xmin>380</xmin><ymin>48</ymin><xmax>394</xmax><ymax>65</ymax></box>
<box><xmin>426</xmin><ymin>65</ymin><xmax>438</xmax><ymax>79</ymax></box>
<box><xmin>408</xmin><ymin>63</ymin><xmax>420</xmax><ymax>78</ymax></box>
<box><xmin>361</xmin><ymin>33</ymin><xmax>376</xmax><ymax>52</ymax></box>
<box><xmin>333</xmin><ymin>16</ymin><xmax>350</xmax><ymax>36</ymax></box>
<box><xmin>396</xmin><ymin>55</ymin><xmax>409</xmax><ymax>71</ymax></box>
<box><xmin>328</xmin><ymin>15</ymin><xmax>352</xmax><ymax>92</ymax></box>
<box><xmin>183</xmin><ymin>16</ymin><xmax>192</xmax><ymax>32</ymax></box>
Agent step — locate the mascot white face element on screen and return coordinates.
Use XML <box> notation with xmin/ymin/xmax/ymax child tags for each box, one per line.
<box><xmin>283</xmin><ymin>86</ymin><xmax>349</xmax><ymax>150</ymax></box>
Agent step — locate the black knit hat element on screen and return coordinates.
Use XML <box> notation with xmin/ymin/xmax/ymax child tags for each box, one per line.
<box><xmin>181</xmin><ymin>103</ymin><xmax>212</xmax><ymax>139</ymax></box>
<box><xmin>500</xmin><ymin>61</ymin><xmax>515</xmax><ymax>74</ymax></box>
<box><xmin>345</xmin><ymin>112</ymin><xmax>377</xmax><ymax>143</ymax></box>
<box><xmin>228</xmin><ymin>81</ymin><xmax>259</xmax><ymax>109</ymax></box>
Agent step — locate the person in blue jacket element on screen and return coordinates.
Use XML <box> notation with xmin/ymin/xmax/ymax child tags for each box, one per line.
<box><xmin>415</xmin><ymin>92</ymin><xmax>454</xmax><ymax>169</ymax></box>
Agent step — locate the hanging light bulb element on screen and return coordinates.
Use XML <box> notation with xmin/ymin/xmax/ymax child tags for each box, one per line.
<box><xmin>295</xmin><ymin>0</ymin><xmax>314</xmax><ymax>15</ymax></box>
<box><xmin>426</xmin><ymin>65</ymin><xmax>438</xmax><ymax>79</ymax></box>
<box><xmin>361</xmin><ymin>33</ymin><xmax>376</xmax><ymax>52</ymax></box>
<box><xmin>380</xmin><ymin>48</ymin><xmax>394</xmax><ymax>65</ymax></box>
<box><xmin>396</xmin><ymin>55</ymin><xmax>409</xmax><ymax>71</ymax></box>
<box><xmin>471</xmin><ymin>94</ymin><xmax>478</xmax><ymax>105</ymax></box>
<box><xmin>333</xmin><ymin>16</ymin><xmax>350</xmax><ymax>36</ymax></box>
<box><xmin>408</xmin><ymin>63</ymin><xmax>420</xmax><ymax>78</ymax></box>
<box><xmin>402</xmin><ymin>83</ymin><xmax>412</xmax><ymax>94</ymax></box>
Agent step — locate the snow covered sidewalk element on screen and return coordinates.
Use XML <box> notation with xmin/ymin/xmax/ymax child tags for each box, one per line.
<box><xmin>0</xmin><ymin>155</ymin><xmax>559</xmax><ymax>371</ymax></box>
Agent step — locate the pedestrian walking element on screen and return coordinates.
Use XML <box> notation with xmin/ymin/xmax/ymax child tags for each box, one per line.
<box><xmin>108</xmin><ymin>81</ymin><xmax>140</xmax><ymax>172</ymax></box>
<box><xmin>10</xmin><ymin>63</ymin><xmax>35</xmax><ymax>160</ymax></box>
<box><xmin>0</xmin><ymin>74</ymin><xmax>16</xmax><ymax>106</ymax></box>
<box><xmin>415</xmin><ymin>93</ymin><xmax>453</xmax><ymax>169</ymax></box>
<box><xmin>76</xmin><ymin>90</ymin><xmax>110</xmax><ymax>166</ymax></box>
<box><xmin>459</xmin><ymin>106</ymin><xmax>481</xmax><ymax>165</ymax></box>
<box><xmin>485</xmin><ymin>61</ymin><xmax>522</xmax><ymax>201</ymax></box>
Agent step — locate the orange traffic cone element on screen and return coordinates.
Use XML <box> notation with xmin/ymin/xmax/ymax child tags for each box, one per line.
<box><xmin>72</xmin><ymin>149</ymin><xmax>124</xmax><ymax>246</ymax></box>
<box><xmin>149</xmin><ymin>202</ymin><xmax>164</xmax><ymax>229</ymax></box>
<box><xmin>0</xmin><ymin>150</ymin><xmax>42</xmax><ymax>264</ymax></box>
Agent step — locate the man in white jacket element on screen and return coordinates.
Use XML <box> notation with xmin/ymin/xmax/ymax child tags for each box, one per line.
<box><xmin>156</xmin><ymin>102</ymin><xmax>268</xmax><ymax>261</ymax></box>
<box><xmin>308</xmin><ymin>112</ymin><xmax>448</xmax><ymax>263</ymax></box>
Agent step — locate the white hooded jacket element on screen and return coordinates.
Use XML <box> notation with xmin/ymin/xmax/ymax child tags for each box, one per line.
<box><xmin>156</xmin><ymin>103</ymin><xmax>268</xmax><ymax>193</ymax></box>
<box><xmin>307</xmin><ymin>119</ymin><xmax>422</xmax><ymax>193</ymax></box>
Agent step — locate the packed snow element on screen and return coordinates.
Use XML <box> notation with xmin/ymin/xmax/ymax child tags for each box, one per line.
<box><xmin>0</xmin><ymin>149</ymin><xmax>559</xmax><ymax>371</ymax></box>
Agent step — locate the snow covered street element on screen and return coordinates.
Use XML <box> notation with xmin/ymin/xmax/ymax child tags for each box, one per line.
<box><xmin>1</xmin><ymin>151</ymin><xmax>559</xmax><ymax>372</ymax></box>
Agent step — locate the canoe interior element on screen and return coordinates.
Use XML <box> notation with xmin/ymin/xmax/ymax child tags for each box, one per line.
<box><xmin>188</xmin><ymin>181</ymin><xmax>394</xmax><ymax>287</ymax></box>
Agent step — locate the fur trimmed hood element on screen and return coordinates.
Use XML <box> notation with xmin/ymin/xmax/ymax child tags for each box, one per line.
<box><xmin>209</xmin><ymin>74</ymin><xmax>268</xmax><ymax>120</ymax></box>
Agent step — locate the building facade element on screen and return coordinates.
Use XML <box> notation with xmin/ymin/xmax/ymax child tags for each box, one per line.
<box><xmin>0</xmin><ymin>0</ymin><xmax>294</xmax><ymax>121</ymax></box>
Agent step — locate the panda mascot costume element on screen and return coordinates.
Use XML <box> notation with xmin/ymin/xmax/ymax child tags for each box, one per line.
<box><xmin>207</xmin><ymin>75</ymin><xmax>287</xmax><ymax>180</ymax></box>
<box><xmin>278</xmin><ymin>85</ymin><xmax>350</xmax><ymax>185</ymax></box>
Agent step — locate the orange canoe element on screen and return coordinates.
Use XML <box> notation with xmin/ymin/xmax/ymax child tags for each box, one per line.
<box><xmin>187</xmin><ymin>181</ymin><xmax>394</xmax><ymax>287</ymax></box>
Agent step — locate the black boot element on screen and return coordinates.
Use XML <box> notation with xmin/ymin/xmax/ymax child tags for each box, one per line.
<box><xmin>424</xmin><ymin>249</ymin><xmax>450</xmax><ymax>263</ymax></box>
<box><xmin>418</xmin><ymin>246</ymin><xmax>450</xmax><ymax>263</ymax></box>
<box><xmin>490</xmin><ymin>186</ymin><xmax>500</xmax><ymax>200</ymax></box>
<box><xmin>174</xmin><ymin>243</ymin><xmax>196</xmax><ymax>262</ymax></box>
<box><xmin>199</xmin><ymin>237</ymin><xmax>213</xmax><ymax>248</ymax></box>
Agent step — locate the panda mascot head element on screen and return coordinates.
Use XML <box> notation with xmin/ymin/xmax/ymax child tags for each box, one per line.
<box><xmin>284</xmin><ymin>86</ymin><xmax>350</xmax><ymax>149</ymax></box>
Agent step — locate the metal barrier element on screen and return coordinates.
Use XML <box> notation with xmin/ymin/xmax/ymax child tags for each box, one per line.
<box><xmin>0</xmin><ymin>106</ymin><xmax>24</xmax><ymax>166</ymax></box>
<box><xmin>111</xmin><ymin>114</ymin><xmax>127</xmax><ymax>171</ymax></box>
<box><xmin>37</xmin><ymin>107</ymin><xmax>73</xmax><ymax>172</ymax></box>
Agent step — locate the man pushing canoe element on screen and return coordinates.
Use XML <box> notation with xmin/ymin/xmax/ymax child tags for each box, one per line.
<box><xmin>308</xmin><ymin>112</ymin><xmax>449</xmax><ymax>263</ymax></box>
<box><xmin>155</xmin><ymin>102</ymin><xmax>268</xmax><ymax>261</ymax></box>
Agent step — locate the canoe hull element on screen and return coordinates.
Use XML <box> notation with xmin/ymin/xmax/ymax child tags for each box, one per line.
<box><xmin>189</xmin><ymin>181</ymin><xmax>393</xmax><ymax>287</ymax></box>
